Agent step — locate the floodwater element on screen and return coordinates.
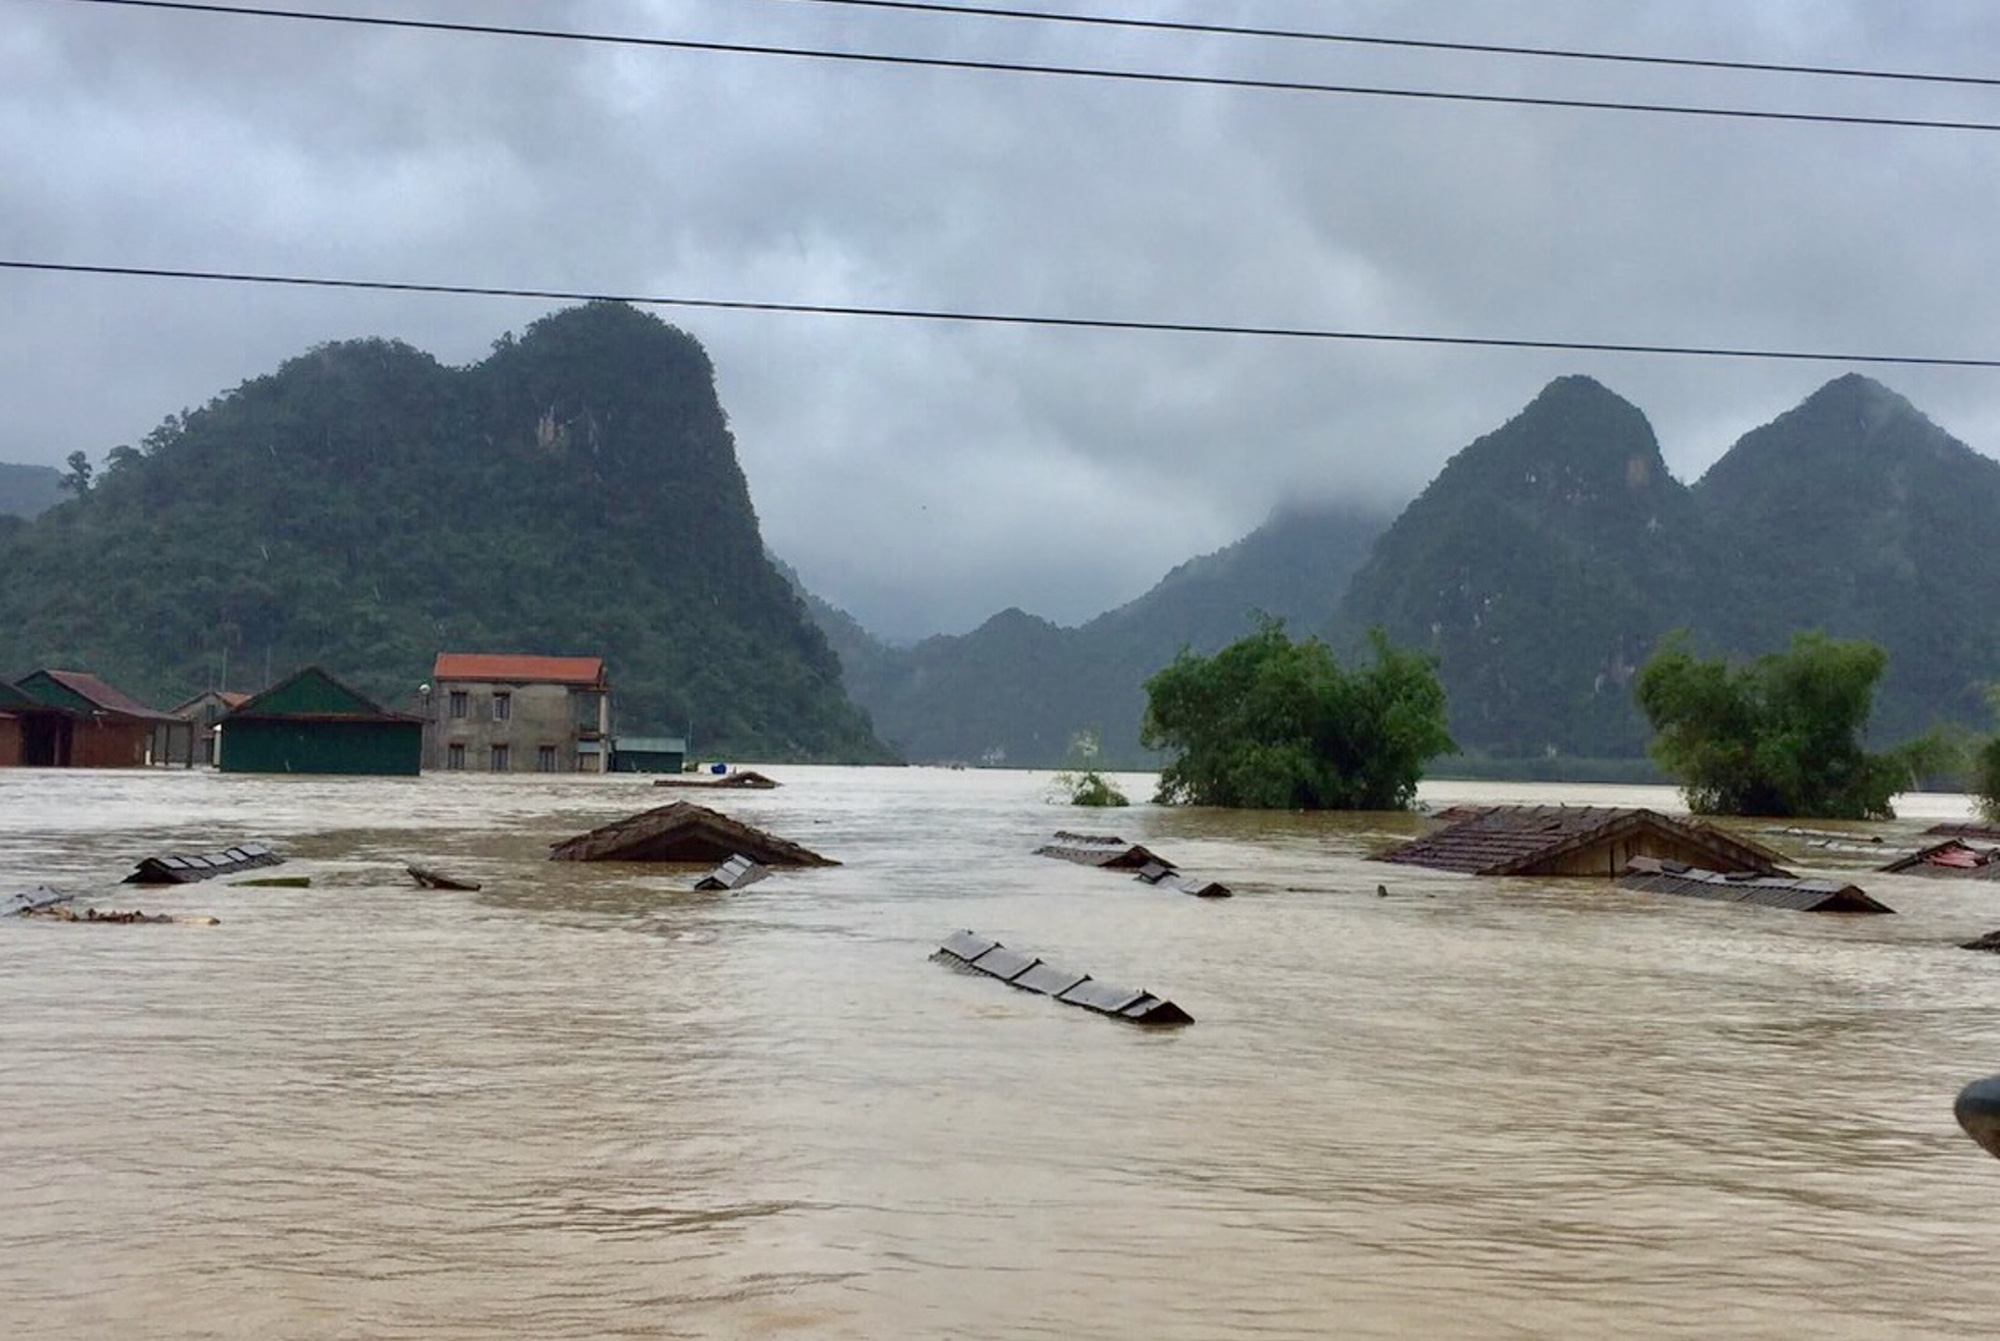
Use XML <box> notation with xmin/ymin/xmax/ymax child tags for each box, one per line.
<box><xmin>3</xmin><ymin>767</ymin><xmax>1999</xmax><ymax>1339</ymax></box>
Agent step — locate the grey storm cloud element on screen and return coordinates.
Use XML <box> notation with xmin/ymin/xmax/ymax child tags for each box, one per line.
<box><xmin>6</xmin><ymin>0</ymin><xmax>2000</xmax><ymax>641</ymax></box>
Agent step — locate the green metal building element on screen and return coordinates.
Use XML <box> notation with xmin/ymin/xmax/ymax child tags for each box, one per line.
<box><xmin>609</xmin><ymin>735</ymin><xmax>689</xmax><ymax>774</ymax></box>
<box><xmin>218</xmin><ymin>667</ymin><xmax>423</xmax><ymax>775</ymax></box>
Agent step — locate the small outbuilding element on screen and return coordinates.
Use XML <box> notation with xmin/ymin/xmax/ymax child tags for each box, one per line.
<box><xmin>1375</xmin><ymin>805</ymin><xmax>1787</xmax><ymax>878</ymax></box>
<box><xmin>168</xmin><ymin>689</ymin><xmax>252</xmax><ymax>767</ymax></box>
<box><xmin>609</xmin><ymin>736</ymin><xmax>688</xmax><ymax>774</ymax></box>
<box><xmin>218</xmin><ymin>667</ymin><xmax>423</xmax><ymax>775</ymax></box>
<box><xmin>11</xmin><ymin>669</ymin><xmax>177</xmax><ymax>767</ymax></box>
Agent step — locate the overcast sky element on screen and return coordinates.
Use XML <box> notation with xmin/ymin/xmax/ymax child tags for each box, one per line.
<box><xmin>7</xmin><ymin>0</ymin><xmax>2000</xmax><ymax>641</ymax></box>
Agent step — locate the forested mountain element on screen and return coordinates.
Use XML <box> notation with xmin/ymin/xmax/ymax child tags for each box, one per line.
<box><xmin>0</xmin><ymin>463</ymin><xmax>63</xmax><ymax>519</ymax></box>
<box><xmin>1692</xmin><ymin>374</ymin><xmax>2000</xmax><ymax>740</ymax></box>
<box><xmin>802</xmin><ymin>372</ymin><xmax>2000</xmax><ymax>770</ymax></box>
<box><xmin>1340</xmin><ymin>376</ymin><xmax>1703</xmax><ymax>759</ymax></box>
<box><xmin>798</xmin><ymin>501</ymin><xmax>1391</xmax><ymax>766</ymax></box>
<box><xmin>0</xmin><ymin>303</ymin><xmax>891</xmax><ymax>762</ymax></box>
<box><xmin>1338</xmin><ymin>373</ymin><xmax>2000</xmax><ymax>760</ymax></box>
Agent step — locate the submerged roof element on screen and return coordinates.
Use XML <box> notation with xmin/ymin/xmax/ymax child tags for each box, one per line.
<box><xmin>1618</xmin><ymin>857</ymin><xmax>1894</xmax><ymax>913</ymax></box>
<box><xmin>1376</xmin><ymin>805</ymin><xmax>1786</xmax><ymax>878</ymax></box>
<box><xmin>433</xmin><ymin>653</ymin><xmax>607</xmax><ymax>686</ymax></box>
<box><xmin>1880</xmin><ymin>838</ymin><xmax>2000</xmax><ymax>879</ymax></box>
<box><xmin>1034</xmin><ymin>831</ymin><xmax>1175</xmax><ymax>870</ymax></box>
<box><xmin>15</xmin><ymin>669</ymin><xmax>176</xmax><ymax>721</ymax></box>
<box><xmin>1926</xmin><ymin>821</ymin><xmax>2000</xmax><ymax>842</ymax></box>
<box><xmin>548</xmin><ymin>800</ymin><xmax>837</xmax><ymax>866</ymax></box>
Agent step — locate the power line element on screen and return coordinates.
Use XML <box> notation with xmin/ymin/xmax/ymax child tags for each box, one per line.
<box><xmin>5</xmin><ymin>258</ymin><xmax>1996</xmax><ymax>370</ymax></box>
<box><xmin>43</xmin><ymin>0</ymin><xmax>2000</xmax><ymax>135</ymax></box>
<box><xmin>773</xmin><ymin>0</ymin><xmax>2000</xmax><ymax>92</ymax></box>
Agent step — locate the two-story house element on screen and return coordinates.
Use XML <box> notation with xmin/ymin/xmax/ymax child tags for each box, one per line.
<box><xmin>426</xmin><ymin>654</ymin><xmax>612</xmax><ymax>773</ymax></box>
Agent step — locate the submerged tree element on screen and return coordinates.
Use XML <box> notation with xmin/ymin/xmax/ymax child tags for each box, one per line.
<box><xmin>1973</xmin><ymin>688</ymin><xmax>2000</xmax><ymax>824</ymax></box>
<box><xmin>1048</xmin><ymin>728</ymin><xmax>1128</xmax><ymax>808</ymax></box>
<box><xmin>1634</xmin><ymin>630</ymin><xmax>1943</xmax><ymax>820</ymax></box>
<box><xmin>1140</xmin><ymin>621</ymin><xmax>1453</xmax><ymax>810</ymax></box>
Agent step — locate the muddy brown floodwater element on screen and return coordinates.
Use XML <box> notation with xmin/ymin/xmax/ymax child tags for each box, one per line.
<box><xmin>3</xmin><ymin>767</ymin><xmax>1998</xmax><ymax>1338</ymax></box>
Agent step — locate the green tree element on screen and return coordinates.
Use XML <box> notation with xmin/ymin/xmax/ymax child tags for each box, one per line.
<box><xmin>1140</xmin><ymin>622</ymin><xmax>1453</xmax><ymax>809</ymax></box>
<box><xmin>58</xmin><ymin>450</ymin><xmax>92</xmax><ymax>495</ymax></box>
<box><xmin>1048</xmin><ymin>728</ymin><xmax>1128</xmax><ymax>807</ymax></box>
<box><xmin>1972</xmin><ymin>688</ymin><xmax>2000</xmax><ymax>823</ymax></box>
<box><xmin>1634</xmin><ymin>630</ymin><xmax>1942</xmax><ymax>819</ymax></box>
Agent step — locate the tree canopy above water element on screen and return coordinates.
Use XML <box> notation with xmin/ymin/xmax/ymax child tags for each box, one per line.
<box><xmin>1141</xmin><ymin>622</ymin><xmax>1453</xmax><ymax>810</ymax></box>
<box><xmin>1634</xmin><ymin>630</ymin><xmax>1940</xmax><ymax>820</ymax></box>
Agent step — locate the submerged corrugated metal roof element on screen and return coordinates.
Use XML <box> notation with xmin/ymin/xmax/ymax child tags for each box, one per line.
<box><xmin>1034</xmin><ymin>831</ymin><xmax>1174</xmax><ymax>870</ymax></box>
<box><xmin>1617</xmin><ymin>857</ymin><xmax>1894</xmax><ymax>913</ymax></box>
<box><xmin>433</xmin><ymin>653</ymin><xmax>606</xmax><ymax>685</ymax></box>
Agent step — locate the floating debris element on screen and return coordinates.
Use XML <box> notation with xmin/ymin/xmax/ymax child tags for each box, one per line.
<box><xmin>1879</xmin><ymin>839</ymin><xmax>2000</xmax><ymax>880</ymax></box>
<box><xmin>653</xmin><ymin>771</ymin><xmax>780</xmax><ymax>790</ymax></box>
<box><xmin>233</xmin><ymin>875</ymin><xmax>312</xmax><ymax>888</ymax></box>
<box><xmin>3</xmin><ymin>887</ymin><xmax>74</xmax><ymax>917</ymax></box>
<box><xmin>123</xmin><ymin>842</ymin><xmax>282</xmax><ymax>885</ymax></box>
<box><xmin>1617</xmin><ymin>857</ymin><xmax>1893</xmax><ymax>914</ymax></box>
<box><xmin>1377</xmin><ymin>806</ymin><xmax>1787</xmax><ymax>878</ymax></box>
<box><xmin>1960</xmin><ymin>929</ymin><xmax>2000</xmax><ymax>954</ymax></box>
<box><xmin>408</xmin><ymin>864</ymin><xmax>481</xmax><ymax>891</ymax></box>
<box><xmin>27</xmin><ymin>905</ymin><xmax>219</xmax><ymax>926</ymax></box>
<box><xmin>933</xmin><ymin>930</ymin><xmax>1193</xmax><ymax>1026</ymax></box>
<box><xmin>549</xmin><ymin>800</ymin><xmax>837</xmax><ymax>867</ymax></box>
<box><xmin>692</xmin><ymin>854</ymin><xmax>770</xmax><ymax>891</ymax></box>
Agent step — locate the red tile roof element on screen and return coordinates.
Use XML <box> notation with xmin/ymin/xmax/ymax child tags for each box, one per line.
<box><xmin>432</xmin><ymin>653</ymin><xmax>606</xmax><ymax>686</ymax></box>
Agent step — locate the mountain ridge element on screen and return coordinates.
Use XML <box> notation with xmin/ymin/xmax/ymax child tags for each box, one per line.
<box><xmin>0</xmin><ymin>303</ymin><xmax>892</xmax><ymax>762</ymax></box>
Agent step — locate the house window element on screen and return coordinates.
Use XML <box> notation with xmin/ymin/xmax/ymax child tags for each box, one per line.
<box><xmin>491</xmin><ymin>744</ymin><xmax>510</xmax><ymax>772</ymax></box>
<box><xmin>447</xmin><ymin>743</ymin><xmax>465</xmax><ymax>770</ymax></box>
<box><xmin>493</xmin><ymin>691</ymin><xmax>511</xmax><ymax>722</ymax></box>
<box><xmin>537</xmin><ymin>745</ymin><xmax>556</xmax><ymax>772</ymax></box>
<box><xmin>448</xmin><ymin>691</ymin><xmax>468</xmax><ymax>719</ymax></box>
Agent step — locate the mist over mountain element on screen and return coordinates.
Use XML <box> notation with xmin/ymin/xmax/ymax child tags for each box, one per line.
<box><xmin>805</xmin><ymin>374</ymin><xmax>2000</xmax><ymax>770</ymax></box>
<box><xmin>0</xmin><ymin>303</ymin><xmax>891</xmax><ymax>762</ymax></box>
<box><xmin>5</xmin><ymin>309</ymin><xmax>1990</xmax><ymax>778</ymax></box>
<box><xmin>0</xmin><ymin>463</ymin><xmax>63</xmax><ymax>520</ymax></box>
<box><xmin>793</xmin><ymin>501</ymin><xmax>1392</xmax><ymax>766</ymax></box>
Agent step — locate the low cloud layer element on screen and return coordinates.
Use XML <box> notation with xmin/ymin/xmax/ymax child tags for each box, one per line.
<box><xmin>7</xmin><ymin>0</ymin><xmax>2000</xmax><ymax>640</ymax></box>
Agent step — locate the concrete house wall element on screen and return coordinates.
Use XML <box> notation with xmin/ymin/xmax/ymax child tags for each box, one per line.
<box><xmin>427</xmin><ymin>655</ymin><xmax>611</xmax><ymax>773</ymax></box>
